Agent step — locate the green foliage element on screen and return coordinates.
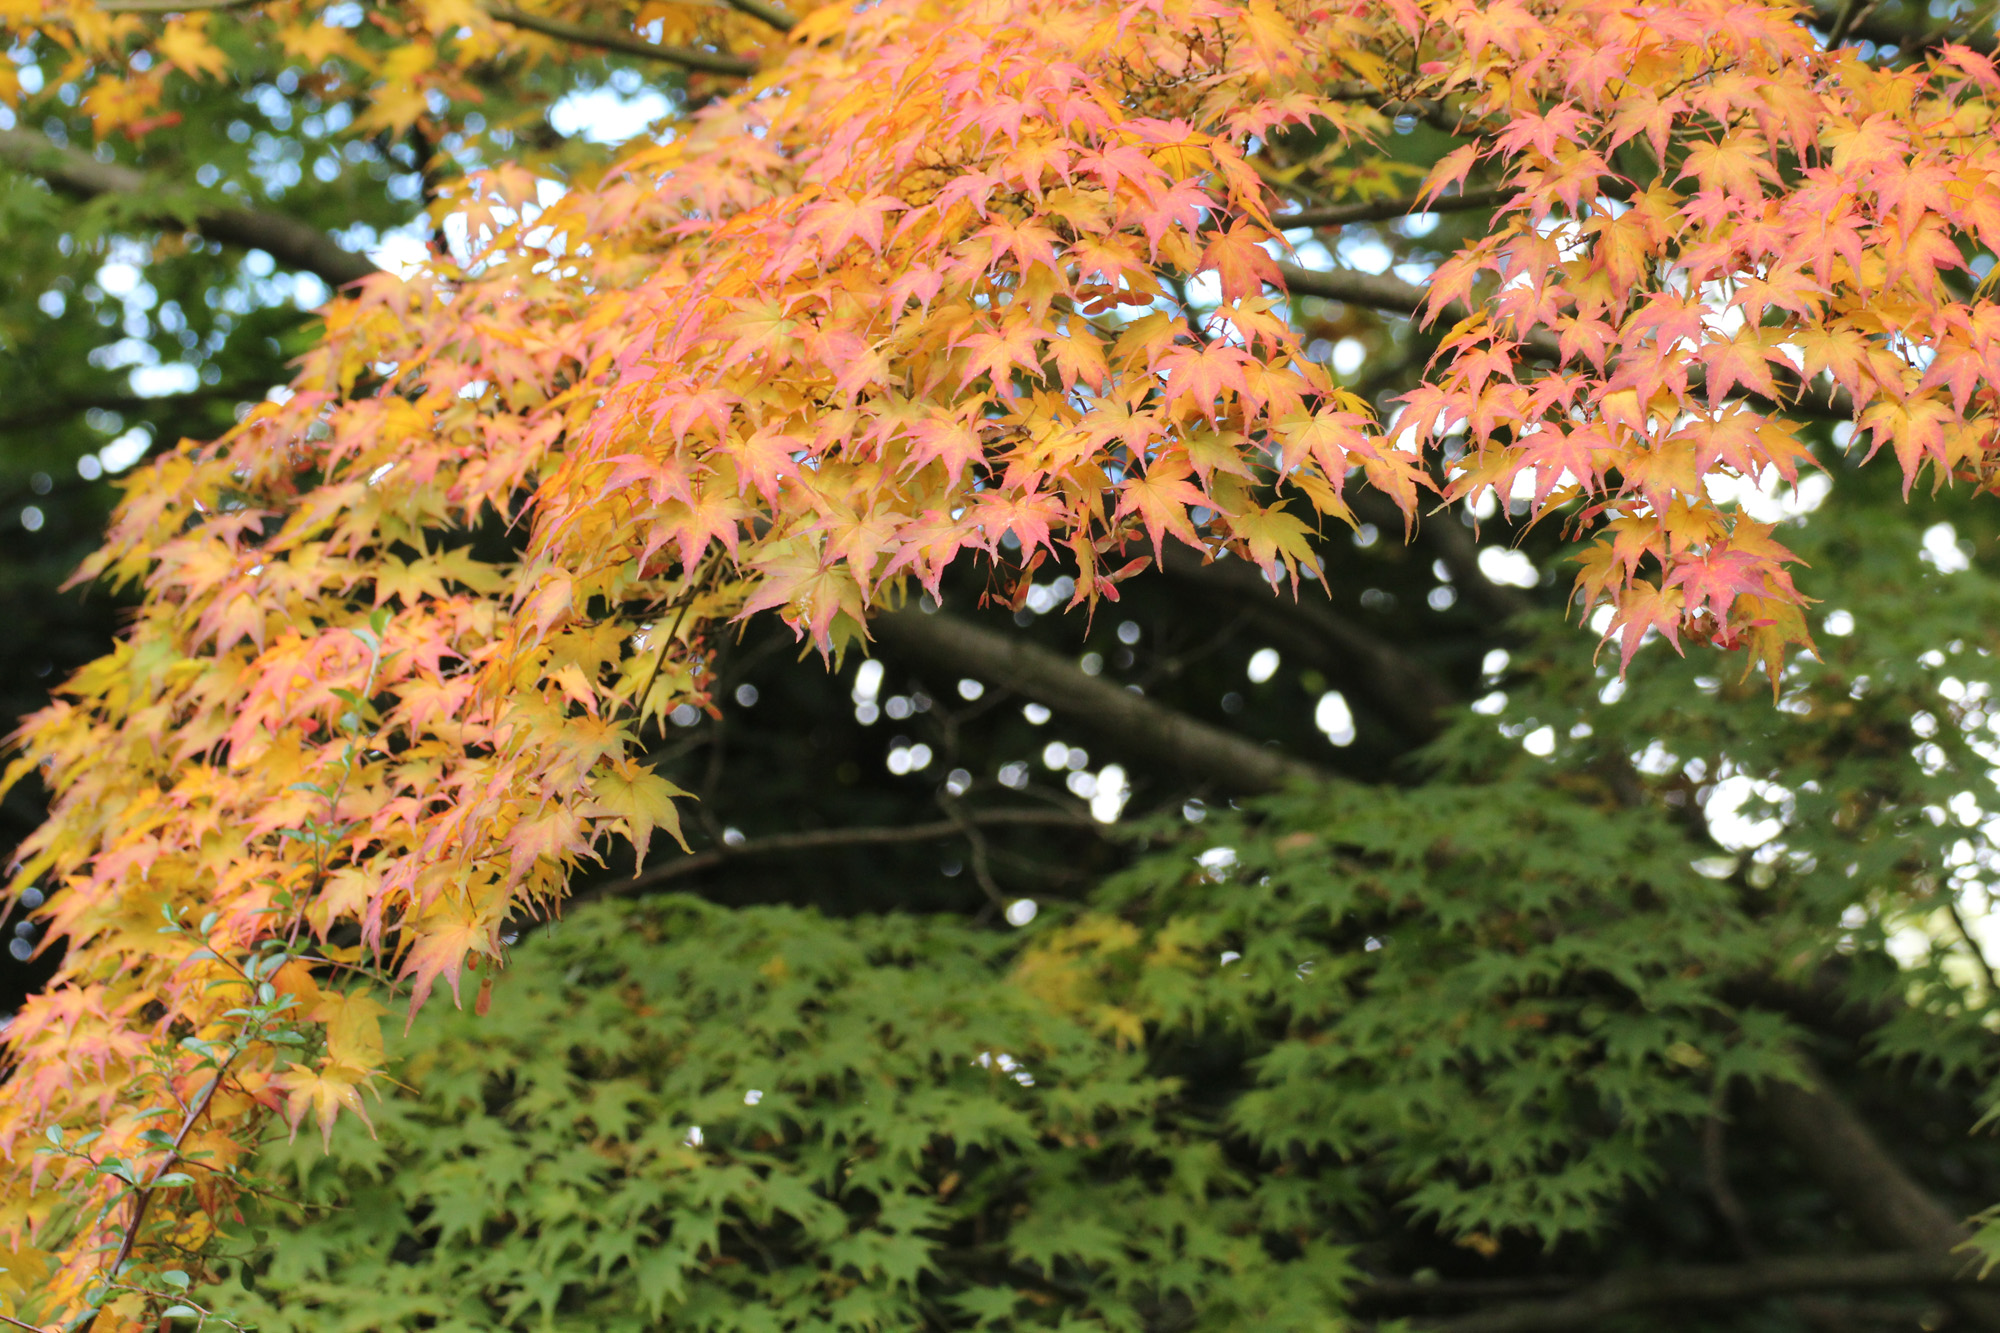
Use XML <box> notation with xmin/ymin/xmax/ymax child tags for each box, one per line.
<box><xmin>206</xmin><ymin>464</ymin><xmax>2000</xmax><ymax>1329</ymax></box>
<box><xmin>219</xmin><ymin>790</ymin><xmax>1815</xmax><ymax>1328</ymax></box>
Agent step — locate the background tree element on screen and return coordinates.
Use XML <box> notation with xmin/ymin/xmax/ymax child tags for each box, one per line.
<box><xmin>3</xmin><ymin>0</ymin><xmax>2000</xmax><ymax>1329</ymax></box>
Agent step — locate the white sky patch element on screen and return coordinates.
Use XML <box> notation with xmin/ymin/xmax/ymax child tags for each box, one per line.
<box><xmin>1315</xmin><ymin>691</ymin><xmax>1355</xmax><ymax>746</ymax></box>
<box><xmin>1478</xmin><ymin>547</ymin><xmax>1539</xmax><ymax>589</ymax></box>
<box><xmin>1705</xmin><ymin>775</ymin><xmax>1792</xmax><ymax>850</ymax></box>
<box><xmin>100</xmin><ymin>427</ymin><xmax>152</xmax><ymax>474</ymax></box>
<box><xmin>1704</xmin><ymin>467</ymin><xmax>1831</xmax><ymax>523</ymax></box>
<box><xmin>549</xmin><ymin>84</ymin><xmax>674</xmax><ymax>144</ymax></box>
<box><xmin>1335</xmin><ymin>233</ymin><xmax>1393</xmax><ymax>276</ymax></box>
<box><xmin>1922</xmin><ymin>522</ymin><xmax>1973</xmax><ymax>574</ymax></box>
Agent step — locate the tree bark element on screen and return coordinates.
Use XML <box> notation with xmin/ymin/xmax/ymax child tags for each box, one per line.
<box><xmin>1760</xmin><ymin>1057</ymin><xmax>2000</xmax><ymax>1332</ymax></box>
<box><xmin>0</xmin><ymin>129</ymin><xmax>378</xmax><ymax>288</ymax></box>
<box><xmin>872</xmin><ymin>606</ymin><xmax>1332</xmax><ymax>794</ymax></box>
<box><xmin>1430</xmin><ymin>1251</ymin><xmax>1989</xmax><ymax>1333</ymax></box>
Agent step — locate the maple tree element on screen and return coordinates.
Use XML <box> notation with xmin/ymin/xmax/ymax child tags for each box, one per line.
<box><xmin>2</xmin><ymin>0</ymin><xmax>2000</xmax><ymax>1325</ymax></box>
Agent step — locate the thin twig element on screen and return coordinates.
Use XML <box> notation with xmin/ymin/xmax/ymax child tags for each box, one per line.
<box><xmin>109</xmin><ymin>1049</ymin><xmax>240</xmax><ymax>1274</ymax></box>
<box><xmin>486</xmin><ymin>6</ymin><xmax>758</xmax><ymax>76</ymax></box>
<box><xmin>98</xmin><ymin>0</ymin><xmax>253</xmax><ymax>10</ymax></box>
<box><xmin>1945</xmin><ymin>892</ymin><xmax>2000</xmax><ymax>1002</ymax></box>
<box><xmin>940</xmin><ymin>796</ymin><xmax>1009</xmax><ymax>909</ymax></box>
<box><xmin>1276</xmin><ymin>187</ymin><xmax>1520</xmax><ymax>230</ymax></box>
<box><xmin>589</xmin><ymin>809</ymin><xmax>1095</xmax><ymax>900</ymax></box>
<box><xmin>722</xmin><ymin>0</ymin><xmax>798</xmax><ymax>31</ymax></box>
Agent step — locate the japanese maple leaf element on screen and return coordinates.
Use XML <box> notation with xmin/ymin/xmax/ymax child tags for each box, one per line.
<box><xmin>1116</xmin><ymin>455</ymin><xmax>1210</xmax><ymax>560</ymax></box>
<box><xmin>801</xmin><ymin>194</ymin><xmax>907</xmax><ymax>258</ymax></box>
<box><xmin>1680</xmin><ymin>132</ymin><xmax>1779</xmax><ymax>198</ymax></box>
<box><xmin>957</xmin><ymin>322</ymin><xmax>1050</xmax><ymax>390</ymax></box>
<box><xmin>399</xmin><ymin>912</ymin><xmax>496</xmax><ymax>1016</ymax></box>
<box><xmin>1667</xmin><ymin>545</ymin><xmax>1777</xmax><ymax>622</ymax></box>
<box><xmin>905</xmin><ymin>410</ymin><xmax>987</xmax><ymax>484</ymax></box>
<box><xmin>1698</xmin><ymin>329</ymin><xmax>1783</xmax><ymax>405</ymax></box>
<box><xmin>1199</xmin><ymin>222</ymin><xmax>1282</xmax><ymax>304</ymax></box>
<box><xmin>1132</xmin><ymin>178</ymin><xmax>1213</xmax><ymax>255</ymax></box>
<box><xmin>1603</xmin><ymin>580</ymin><xmax>1687</xmax><ymax>673</ymax></box>
<box><xmin>273</xmin><ymin>1063</ymin><xmax>374</xmax><ymax>1151</ymax></box>
<box><xmin>1158</xmin><ymin>342</ymin><xmax>1252</xmax><ymax>424</ymax></box>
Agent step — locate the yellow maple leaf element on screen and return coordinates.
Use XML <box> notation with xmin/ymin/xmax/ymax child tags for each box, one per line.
<box><xmin>311</xmin><ymin>988</ymin><xmax>390</xmax><ymax>1071</ymax></box>
<box><xmin>273</xmin><ymin>1063</ymin><xmax>374</xmax><ymax>1150</ymax></box>
<box><xmin>157</xmin><ymin>16</ymin><xmax>230</xmax><ymax>81</ymax></box>
<box><xmin>590</xmin><ymin>765</ymin><xmax>691</xmax><ymax>867</ymax></box>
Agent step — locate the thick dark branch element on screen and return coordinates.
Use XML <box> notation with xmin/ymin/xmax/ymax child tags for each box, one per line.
<box><xmin>592</xmin><ymin>809</ymin><xmax>1094</xmax><ymax>900</ymax></box>
<box><xmin>1761</xmin><ymin>1057</ymin><xmax>2000</xmax><ymax>1332</ymax></box>
<box><xmin>1156</xmin><ymin>547</ymin><xmax>1458</xmax><ymax>739</ymax></box>
<box><xmin>1275</xmin><ymin>260</ymin><xmax>1569</xmax><ymax>362</ymax></box>
<box><xmin>1272</xmin><ymin>262</ymin><xmax>1856</xmax><ymax>420</ymax></box>
<box><xmin>98</xmin><ymin>0</ymin><xmax>252</xmax><ymax>10</ymax></box>
<box><xmin>1811</xmin><ymin>0</ymin><xmax>1999</xmax><ymax>54</ymax></box>
<box><xmin>0</xmin><ymin>385</ymin><xmax>267</xmax><ymax>435</ymax></box>
<box><xmin>873</xmin><ymin>607</ymin><xmax>1333</xmax><ymax>794</ymax></box>
<box><xmin>722</xmin><ymin>0</ymin><xmax>798</xmax><ymax>31</ymax></box>
<box><xmin>487</xmin><ymin>6</ymin><xmax>759</xmax><ymax>75</ymax></box>
<box><xmin>0</xmin><ymin>129</ymin><xmax>378</xmax><ymax>288</ymax></box>
<box><xmin>1431</xmin><ymin>1251</ymin><xmax>1991</xmax><ymax>1333</ymax></box>
<box><xmin>1277</xmin><ymin>187</ymin><xmax>1518</xmax><ymax>231</ymax></box>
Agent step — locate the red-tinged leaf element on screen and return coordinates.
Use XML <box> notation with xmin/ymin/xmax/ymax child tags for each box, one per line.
<box><xmin>1698</xmin><ymin>329</ymin><xmax>1782</xmax><ymax>405</ymax></box>
<box><xmin>1115</xmin><ymin>456</ymin><xmax>1209</xmax><ymax>560</ymax></box>
<box><xmin>1226</xmin><ymin>500</ymin><xmax>1318</xmax><ymax>579</ymax></box>
<box><xmin>957</xmin><ymin>323</ymin><xmax>1049</xmax><ymax>391</ymax></box>
<box><xmin>1157</xmin><ymin>342</ymin><xmax>1252</xmax><ymax>423</ymax></box>
<box><xmin>1272</xmin><ymin>406</ymin><xmax>1371</xmax><ymax>476</ymax></box>
<box><xmin>1603</xmin><ymin>580</ymin><xmax>1686</xmax><ymax>673</ymax></box>
<box><xmin>801</xmin><ymin>194</ymin><xmax>907</xmax><ymax>258</ymax></box>
<box><xmin>1199</xmin><ymin>221</ymin><xmax>1281</xmax><ymax>304</ymax></box>
<box><xmin>401</xmin><ymin>913</ymin><xmax>497</xmax><ymax>1018</ymax></box>
<box><xmin>1679</xmin><ymin>131</ymin><xmax>1779</xmax><ymax>198</ymax></box>
<box><xmin>905</xmin><ymin>410</ymin><xmax>987</xmax><ymax>484</ymax></box>
<box><xmin>505</xmin><ymin>804</ymin><xmax>588</xmax><ymax>880</ymax></box>
<box><xmin>272</xmin><ymin>1063</ymin><xmax>374</xmax><ymax>1151</ymax></box>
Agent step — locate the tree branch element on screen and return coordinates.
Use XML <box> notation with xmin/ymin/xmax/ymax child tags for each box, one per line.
<box><xmin>486</xmin><ymin>6</ymin><xmax>759</xmax><ymax>75</ymax></box>
<box><xmin>98</xmin><ymin>0</ymin><xmax>253</xmax><ymax>10</ymax></box>
<box><xmin>1276</xmin><ymin>187</ymin><xmax>1519</xmax><ymax>231</ymax></box>
<box><xmin>0</xmin><ymin>129</ymin><xmax>378</xmax><ymax>288</ymax></box>
<box><xmin>1812</xmin><ymin>0</ymin><xmax>1998</xmax><ymax>54</ymax></box>
<box><xmin>589</xmin><ymin>808</ymin><xmax>1095</xmax><ymax>901</ymax></box>
<box><xmin>722</xmin><ymin>0</ymin><xmax>798</xmax><ymax>31</ymax></box>
<box><xmin>1760</xmin><ymin>1056</ymin><xmax>2000</xmax><ymax>1332</ymax></box>
<box><xmin>1272</xmin><ymin>262</ymin><xmax>1856</xmax><ymax>420</ymax></box>
<box><xmin>1156</xmin><ymin>547</ymin><xmax>1459</xmax><ymax>740</ymax></box>
<box><xmin>1430</xmin><ymin>1251</ymin><xmax>1992</xmax><ymax>1333</ymax></box>
<box><xmin>872</xmin><ymin>606</ymin><xmax>1333</xmax><ymax>793</ymax></box>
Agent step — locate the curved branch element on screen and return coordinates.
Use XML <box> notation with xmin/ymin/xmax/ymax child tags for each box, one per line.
<box><xmin>1432</xmin><ymin>1251</ymin><xmax>1992</xmax><ymax>1333</ymax></box>
<box><xmin>1276</xmin><ymin>187</ymin><xmax>1519</xmax><ymax>231</ymax></box>
<box><xmin>486</xmin><ymin>6</ymin><xmax>759</xmax><ymax>75</ymax></box>
<box><xmin>0</xmin><ymin>129</ymin><xmax>379</xmax><ymax>288</ymax></box>
<box><xmin>97</xmin><ymin>0</ymin><xmax>253</xmax><ymax>10</ymax></box>
<box><xmin>872</xmin><ymin>606</ymin><xmax>1333</xmax><ymax>793</ymax></box>
<box><xmin>1761</xmin><ymin>1056</ymin><xmax>2000</xmax><ymax>1332</ymax></box>
<box><xmin>1271</xmin><ymin>262</ymin><xmax>1856</xmax><ymax>420</ymax></box>
<box><xmin>1812</xmin><ymin>0</ymin><xmax>1999</xmax><ymax>54</ymax></box>
<box><xmin>1156</xmin><ymin>547</ymin><xmax>1459</xmax><ymax>739</ymax></box>
<box><xmin>722</xmin><ymin>0</ymin><xmax>798</xmax><ymax>31</ymax></box>
<box><xmin>592</xmin><ymin>808</ymin><xmax>1096</xmax><ymax>900</ymax></box>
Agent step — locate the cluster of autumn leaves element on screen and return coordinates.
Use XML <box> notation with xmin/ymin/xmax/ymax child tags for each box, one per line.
<box><xmin>1</xmin><ymin>0</ymin><xmax>1999</xmax><ymax>1322</ymax></box>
